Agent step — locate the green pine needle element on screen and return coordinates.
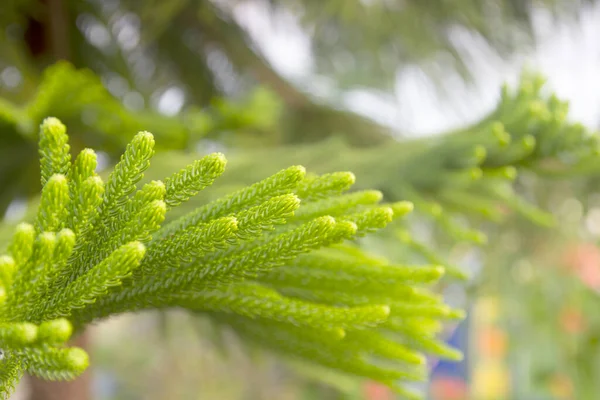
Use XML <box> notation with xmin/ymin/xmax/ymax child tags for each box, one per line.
<box><xmin>0</xmin><ymin>118</ymin><xmax>462</xmax><ymax>399</ymax></box>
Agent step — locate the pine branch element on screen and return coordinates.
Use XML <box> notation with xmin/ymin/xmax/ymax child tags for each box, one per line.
<box><xmin>0</xmin><ymin>117</ymin><xmax>460</xmax><ymax>399</ymax></box>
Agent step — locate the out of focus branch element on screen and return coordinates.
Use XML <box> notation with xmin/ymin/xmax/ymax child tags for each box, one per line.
<box><xmin>195</xmin><ymin>2</ymin><xmax>393</xmax><ymax>146</ymax></box>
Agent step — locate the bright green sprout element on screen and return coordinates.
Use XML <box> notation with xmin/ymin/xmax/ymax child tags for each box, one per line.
<box><xmin>0</xmin><ymin>117</ymin><xmax>462</xmax><ymax>399</ymax></box>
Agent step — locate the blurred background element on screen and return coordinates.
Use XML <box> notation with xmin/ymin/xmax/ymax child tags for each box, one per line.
<box><xmin>3</xmin><ymin>0</ymin><xmax>600</xmax><ymax>399</ymax></box>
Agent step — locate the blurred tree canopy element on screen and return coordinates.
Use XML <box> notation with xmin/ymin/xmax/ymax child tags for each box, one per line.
<box><xmin>0</xmin><ymin>0</ymin><xmax>595</xmax><ymax>216</ymax></box>
<box><xmin>0</xmin><ymin>0</ymin><xmax>593</xmax><ymax>145</ymax></box>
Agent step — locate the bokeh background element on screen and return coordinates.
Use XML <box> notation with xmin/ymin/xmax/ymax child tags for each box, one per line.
<box><xmin>3</xmin><ymin>1</ymin><xmax>600</xmax><ymax>399</ymax></box>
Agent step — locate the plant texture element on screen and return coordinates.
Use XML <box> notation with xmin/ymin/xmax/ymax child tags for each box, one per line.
<box><xmin>0</xmin><ymin>61</ymin><xmax>283</xmax><ymax>217</ymax></box>
<box><xmin>0</xmin><ymin>117</ymin><xmax>462</xmax><ymax>399</ymax></box>
<box><xmin>146</xmin><ymin>73</ymin><xmax>600</xmax><ymax>281</ymax></box>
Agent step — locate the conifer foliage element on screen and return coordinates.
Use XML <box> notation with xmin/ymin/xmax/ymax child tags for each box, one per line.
<box><xmin>0</xmin><ymin>117</ymin><xmax>461</xmax><ymax>399</ymax></box>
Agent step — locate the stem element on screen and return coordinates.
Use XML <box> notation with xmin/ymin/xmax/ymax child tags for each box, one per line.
<box><xmin>46</xmin><ymin>0</ymin><xmax>71</xmax><ymax>61</ymax></box>
<box><xmin>194</xmin><ymin>2</ymin><xmax>393</xmax><ymax>146</ymax></box>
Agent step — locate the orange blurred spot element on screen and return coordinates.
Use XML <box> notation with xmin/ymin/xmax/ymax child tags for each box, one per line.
<box><xmin>549</xmin><ymin>374</ymin><xmax>574</xmax><ymax>399</ymax></box>
<box><xmin>477</xmin><ymin>327</ymin><xmax>507</xmax><ymax>358</ymax></box>
<box><xmin>559</xmin><ymin>307</ymin><xmax>586</xmax><ymax>334</ymax></box>
<box><xmin>363</xmin><ymin>381</ymin><xmax>393</xmax><ymax>400</ymax></box>
<box><xmin>430</xmin><ymin>377</ymin><xmax>468</xmax><ymax>400</ymax></box>
<box><xmin>561</xmin><ymin>243</ymin><xmax>600</xmax><ymax>290</ymax></box>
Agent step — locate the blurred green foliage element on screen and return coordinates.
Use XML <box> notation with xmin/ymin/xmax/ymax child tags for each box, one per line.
<box><xmin>1</xmin><ymin>0</ymin><xmax>600</xmax><ymax>398</ymax></box>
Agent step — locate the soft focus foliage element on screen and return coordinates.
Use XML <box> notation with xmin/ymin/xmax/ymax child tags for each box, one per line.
<box><xmin>147</xmin><ymin>72</ymin><xmax>600</xmax><ymax>283</ymax></box>
<box><xmin>0</xmin><ymin>61</ymin><xmax>283</xmax><ymax>215</ymax></box>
